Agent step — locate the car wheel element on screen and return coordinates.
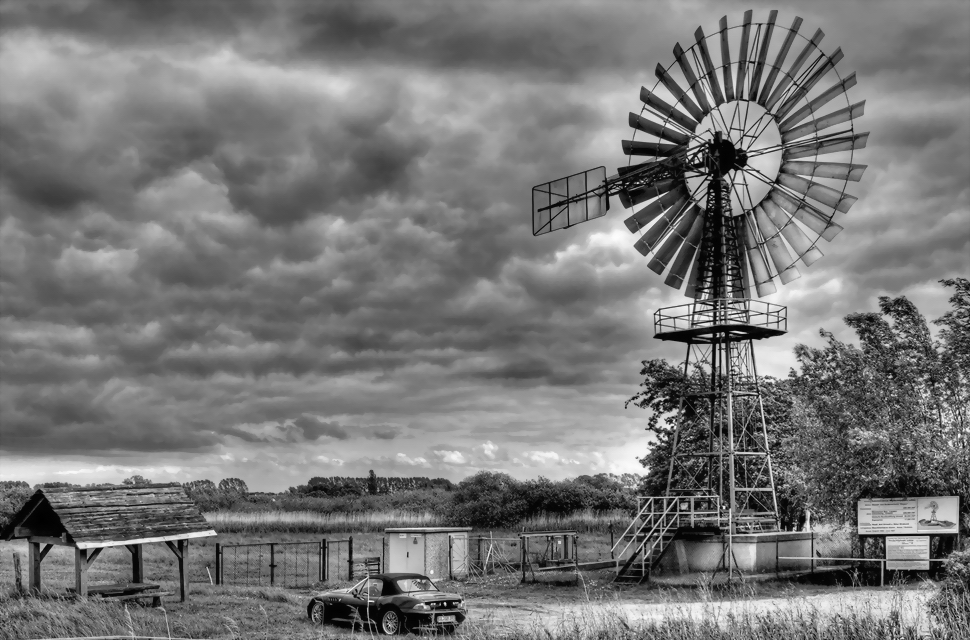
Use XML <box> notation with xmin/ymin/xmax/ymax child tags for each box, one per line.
<box><xmin>308</xmin><ymin>601</ymin><xmax>327</xmax><ymax>625</ymax></box>
<box><xmin>379</xmin><ymin>608</ymin><xmax>402</xmax><ymax>635</ymax></box>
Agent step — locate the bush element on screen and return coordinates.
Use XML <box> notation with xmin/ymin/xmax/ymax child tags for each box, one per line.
<box><xmin>450</xmin><ymin>471</ymin><xmax>527</xmax><ymax>528</ymax></box>
<box><xmin>0</xmin><ymin>481</ymin><xmax>34</xmax><ymax>529</ymax></box>
<box><xmin>928</xmin><ymin>549</ymin><xmax>970</xmax><ymax>637</ymax></box>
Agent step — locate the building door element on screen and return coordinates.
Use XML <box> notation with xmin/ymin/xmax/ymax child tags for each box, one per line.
<box><xmin>406</xmin><ymin>534</ymin><xmax>425</xmax><ymax>573</ymax></box>
<box><xmin>388</xmin><ymin>533</ymin><xmax>408</xmax><ymax>573</ymax></box>
<box><xmin>449</xmin><ymin>533</ymin><xmax>468</xmax><ymax>579</ymax></box>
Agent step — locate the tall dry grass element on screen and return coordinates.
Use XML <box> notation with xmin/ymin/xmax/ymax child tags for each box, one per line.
<box><xmin>203</xmin><ymin>508</ymin><xmax>631</xmax><ymax>534</ymax></box>
<box><xmin>204</xmin><ymin>509</ymin><xmax>443</xmax><ymax>533</ymax></box>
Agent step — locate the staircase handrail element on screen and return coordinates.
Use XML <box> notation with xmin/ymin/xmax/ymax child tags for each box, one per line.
<box><xmin>612</xmin><ymin>496</ymin><xmax>679</xmax><ymax>561</ymax></box>
<box><xmin>633</xmin><ymin>501</ymin><xmax>680</xmax><ymax>561</ymax></box>
<box><xmin>610</xmin><ymin>497</ymin><xmax>656</xmax><ymax>556</ymax></box>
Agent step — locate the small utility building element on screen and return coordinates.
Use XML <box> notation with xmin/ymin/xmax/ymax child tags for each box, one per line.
<box><xmin>1</xmin><ymin>483</ymin><xmax>216</xmax><ymax>601</ymax></box>
<box><xmin>385</xmin><ymin>527</ymin><xmax>472</xmax><ymax>579</ymax></box>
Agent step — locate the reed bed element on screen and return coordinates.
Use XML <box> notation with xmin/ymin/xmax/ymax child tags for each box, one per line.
<box><xmin>203</xmin><ymin>508</ymin><xmax>632</xmax><ymax>534</ymax></box>
<box><xmin>203</xmin><ymin>509</ymin><xmax>443</xmax><ymax>533</ymax></box>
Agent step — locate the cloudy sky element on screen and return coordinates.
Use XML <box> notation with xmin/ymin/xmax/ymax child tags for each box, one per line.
<box><xmin>1</xmin><ymin>0</ymin><xmax>967</xmax><ymax>491</ymax></box>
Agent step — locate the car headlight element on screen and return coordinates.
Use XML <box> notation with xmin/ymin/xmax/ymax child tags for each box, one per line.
<box><xmin>413</xmin><ymin>603</ymin><xmax>430</xmax><ymax>610</ymax></box>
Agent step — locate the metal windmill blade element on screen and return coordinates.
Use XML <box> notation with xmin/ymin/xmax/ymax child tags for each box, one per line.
<box><xmin>531</xmin><ymin>11</ymin><xmax>868</xmax><ymax>300</ymax></box>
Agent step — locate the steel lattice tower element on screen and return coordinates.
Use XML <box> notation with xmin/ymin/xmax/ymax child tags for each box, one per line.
<box><xmin>658</xmin><ymin>134</ymin><xmax>782</xmax><ymax>533</ymax></box>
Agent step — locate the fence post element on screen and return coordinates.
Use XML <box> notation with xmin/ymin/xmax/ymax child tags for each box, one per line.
<box><xmin>810</xmin><ymin>533</ymin><xmax>815</xmax><ymax>573</ymax></box>
<box><xmin>215</xmin><ymin>543</ymin><xmax>221</xmax><ymax>585</ymax></box>
<box><xmin>319</xmin><ymin>539</ymin><xmax>325</xmax><ymax>582</ymax></box>
<box><xmin>322</xmin><ymin>539</ymin><xmax>328</xmax><ymax>582</ymax></box>
<box><xmin>348</xmin><ymin>536</ymin><xmax>354</xmax><ymax>581</ymax></box>
<box><xmin>269</xmin><ymin>543</ymin><xmax>276</xmax><ymax>586</ymax></box>
<box><xmin>608</xmin><ymin>522</ymin><xmax>614</xmax><ymax>559</ymax></box>
<box><xmin>13</xmin><ymin>552</ymin><xmax>23</xmax><ymax>594</ymax></box>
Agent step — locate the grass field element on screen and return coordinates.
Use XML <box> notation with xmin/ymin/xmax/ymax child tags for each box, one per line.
<box><xmin>1</xmin><ymin>529</ymin><xmax>965</xmax><ymax>640</ymax></box>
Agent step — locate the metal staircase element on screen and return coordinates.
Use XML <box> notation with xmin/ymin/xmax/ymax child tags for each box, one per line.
<box><xmin>612</xmin><ymin>495</ymin><xmax>721</xmax><ymax>583</ymax></box>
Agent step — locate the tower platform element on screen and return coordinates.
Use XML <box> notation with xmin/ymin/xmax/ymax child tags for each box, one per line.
<box><xmin>653</xmin><ymin>298</ymin><xmax>787</xmax><ymax>343</ymax></box>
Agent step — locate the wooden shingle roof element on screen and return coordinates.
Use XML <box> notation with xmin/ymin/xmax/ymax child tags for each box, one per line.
<box><xmin>1</xmin><ymin>483</ymin><xmax>216</xmax><ymax>549</ymax></box>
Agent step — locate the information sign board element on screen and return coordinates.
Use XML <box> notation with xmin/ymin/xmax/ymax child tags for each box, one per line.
<box><xmin>886</xmin><ymin>536</ymin><xmax>929</xmax><ymax>570</ymax></box>
<box><xmin>858</xmin><ymin>496</ymin><xmax>959</xmax><ymax>535</ymax></box>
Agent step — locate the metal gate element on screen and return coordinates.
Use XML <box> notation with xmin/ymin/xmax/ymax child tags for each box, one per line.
<box><xmin>216</xmin><ymin>538</ymin><xmax>358</xmax><ymax>587</ymax></box>
<box><xmin>216</xmin><ymin>540</ymin><xmax>323</xmax><ymax>588</ymax></box>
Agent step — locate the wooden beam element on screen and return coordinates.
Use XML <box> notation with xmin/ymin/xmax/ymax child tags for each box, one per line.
<box><xmin>39</xmin><ymin>544</ymin><xmax>53</xmax><ymax>562</ymax></box>
<box><xmin>27</xmin><ymin>535</ymin><xmax>68</xmax><ymax>546</ymax></box>
<box><xmin>75</xmin><ymin>548</ymin><xmax>89</xmax><ymax>596</ymax></box>
<box><xmin>165</xmin><ymin>540</ymin><xmax>182</xmax><ymax>559</ymax></box>
<box><xmin>75</xmin><ymin>529</ymin><xmax>216</xmax><ymax>549</ymax></box>
<box><xmin>86</xmin><ymin>547</ymin><xmax>104</xmax><ymax>567</ymax></box>
<box><xmin>16</xmin><ymin>527</ymin><xmax>65</xmax><ymax>539</ymax></box>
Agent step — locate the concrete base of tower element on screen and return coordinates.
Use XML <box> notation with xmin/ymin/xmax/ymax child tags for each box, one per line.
<box><xmin>654</xmin><ymin>531</ymin><xmax>816</xmax><ymax>576</ymax></box>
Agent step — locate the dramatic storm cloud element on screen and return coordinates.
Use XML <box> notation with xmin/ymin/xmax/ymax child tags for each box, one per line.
<box><xmin>1</xmin><ymin>0</ymin><xmax>967</xmax><ymax>490</ymax></box>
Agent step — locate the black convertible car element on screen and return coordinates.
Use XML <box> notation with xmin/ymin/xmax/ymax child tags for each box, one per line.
<box><xmin>306</xmin><ymin>572</ymin><xmax>466</xmax><ymax>635</ymax></box>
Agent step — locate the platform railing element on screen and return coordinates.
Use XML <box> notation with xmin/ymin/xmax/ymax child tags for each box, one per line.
<box><xmin>654</xmin><ymin>298</ymin><xmax>787</xmax><ymax>335</ymax></box>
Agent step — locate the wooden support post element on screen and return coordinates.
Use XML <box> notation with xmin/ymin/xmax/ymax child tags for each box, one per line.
<box><xmin>319</xmin><ymin>539</ymin><xmax>325</xmax><ymax>583</ymax></box>
<box><xmin>13</xmin><ymin>552</ymin><xmax>24</xmax><ymax>594</ymax></box>
<box><xmin>322</xmin><ymin>539</ymin><xmax>328</xmax><ymax>582</ymax></box>
<box><xmin>29</xmin><ymin>542</ymin><xmax>42</xmax><ymax>594</ymax></box>
<box><xmin>216</xmin><ymin>543</ymin><xmax>221</xmax><ymax>585</ymax></box>
<box><xmin>521</xmin><ymin>538</ymin><xmax>527</xmax><ymax>583</ymax></box>
<box><xmin>75</xmin><ymin>548</ymin><xmax>89</xmax><ymax>596</ymax></box>
<box><xmin>178</xmin><ymin>540</ymin><xmax>188</xmax><ymax>602</ymax></box>
<box><xmin>128</xmin><ymin>544</ymin><xmax>144</xmax><ymax>583</ymax></box>
<box><xmin>166</xmin><ymin>540</ymin><xmax>188</xmax><ymax>602</ymax></box>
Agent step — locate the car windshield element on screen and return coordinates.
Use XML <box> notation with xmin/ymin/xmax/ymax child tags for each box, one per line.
<box><xmin>395</xmin><ymin>577</ymin><xmax>438</xmax><ymax>593</ymax></box>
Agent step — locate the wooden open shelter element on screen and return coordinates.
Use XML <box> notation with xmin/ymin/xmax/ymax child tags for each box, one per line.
<box><xmin>1</xmin><ymin>483</ymin><xmax>216</xmax><ymax>601</ymax></box>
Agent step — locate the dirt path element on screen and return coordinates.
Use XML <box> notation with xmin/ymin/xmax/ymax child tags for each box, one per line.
<box><xmin>472</xmin><ymin>586</ymin><xmax>934</xmax><ymax>634</ymax></box>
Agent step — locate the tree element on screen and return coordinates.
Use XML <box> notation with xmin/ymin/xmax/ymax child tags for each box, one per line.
<box><xmin>787</xmin><ymin>289</ymin><xmax>969</xmax><ymax>523</ymax></box>
<box><xmin>367</xmin><ymin>470</ymin><xmax>379</xmax><ymax>496</ymax></box>
<box><xmin>122</xmin><ymin>475</ymin><xmax>152</xmax><ymax>486</ymax></box>
<box><xmin>183</xmin><ymin>479</ymin><xmax>220</xmax><ymax>509</ymax></box>
<box><xmin>0</xmin><ymin>481</ymin><xmax>34</xmax><ymax>529</ymax></box>
<box><xmin>218</xmin><ymin>477</ymin><xmax>249</xmax><ymax>496</ymax></box>
<box><xmin>450</xmin><ymin>471</ymin><xmax>526</xmax><ymax>528</ymax></box>
<box><xmin>628</xmin><ymin>282</ymin><xmax>970</xmax><ymax>528</ymax></box>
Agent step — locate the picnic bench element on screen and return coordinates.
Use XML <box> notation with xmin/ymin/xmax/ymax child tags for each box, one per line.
<box><xmin>67</xmin><ymin>582</ymin><xmax>173</xmax><ymax>607</ymax></box>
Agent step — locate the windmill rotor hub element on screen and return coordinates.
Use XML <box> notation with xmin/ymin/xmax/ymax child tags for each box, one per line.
<box><xmin>705</xmin><ymin>136</ymin><xmax>746</xmax><ymax>176</ymax></box>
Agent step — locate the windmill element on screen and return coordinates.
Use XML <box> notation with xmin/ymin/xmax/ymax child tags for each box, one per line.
<box><xmin>532</xmin><ymin>10</ymin><xmax>866</xmax><ymax>582</ymax></box>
